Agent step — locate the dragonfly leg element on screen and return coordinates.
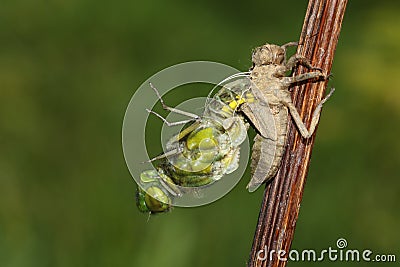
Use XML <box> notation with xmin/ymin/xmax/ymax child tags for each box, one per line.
<box><xmin>281</xmin><ymin>88</ymin><xmax>335</xmax><ymax>138</ymax></box>
<box><xmin>149</xmin><ymin>82</ymin><xmax>200</xmax><ymax>119</ymax></box>
<box><xmin>281</xmin><ymin>41</ymin><xmax>299</xmax><ymax>50</ymax></box>
<box><xmin>281</xmin><ymin>71</ymin><xmax>326</xmax><ymax>87</ymax></box>
<box><xmin>146</xmin><ymin>109</ymin><xmax>194</xmax><ymax>127</ymax></box>
<box><xmin>285</xmin><ymin>54</ymin><xmax>323</xmax><ymax>72</ymax></box>
<box><xmin>142</xmin><ymin>147</ymin><xmax>183</xmax><ymax>163</ymax></box>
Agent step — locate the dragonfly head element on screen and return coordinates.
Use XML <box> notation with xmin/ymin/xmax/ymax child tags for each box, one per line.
<box><xmin>136</xmin><ymin>185</ymin><xmax>172</xmax><ymax>214</ymax></box>
<box><xmin>136</xmin><ymin>170</ymin><xmax>172</xmax><ymax>214</ymax></box>
<box><xmin>252</xmin><ymin>44</ymin><xmax>285</xmax><ymax>66</ymax></box>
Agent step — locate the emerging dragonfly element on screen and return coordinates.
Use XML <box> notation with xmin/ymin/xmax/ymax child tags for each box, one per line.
<box><xmin>136</xmin><ymin>42</ymin><xmax>333</xmax><ymax>214</ymax></box>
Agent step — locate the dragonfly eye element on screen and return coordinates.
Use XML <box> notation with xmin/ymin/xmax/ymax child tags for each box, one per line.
<box><xmin>275</xmin><ymin>51</ymin><xmax>285</xmax><ymax>64</ymax></box>
<box><xmin>137</xmin><ymin>186</ymin><xmax>171</xmax><ymax>213</ymax></box>
<box><xmin>252</xmin><ymin>44</ymin><xmax>286</xmax><ymax>65</ymax></box>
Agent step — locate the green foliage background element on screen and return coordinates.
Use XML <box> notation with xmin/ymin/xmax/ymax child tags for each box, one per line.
<box><xmin>1</xmin><ymin>0</ymin><xmax>399</xmax><ymax>266</ymax></box>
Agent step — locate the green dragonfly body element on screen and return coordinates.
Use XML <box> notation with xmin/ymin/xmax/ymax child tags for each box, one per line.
<box><xmin>136</xmin><ymin>79</ymin><xmax>253</xmax><ymax>213</ymax></box>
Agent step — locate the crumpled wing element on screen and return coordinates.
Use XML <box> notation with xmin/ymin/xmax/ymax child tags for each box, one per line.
<box><xmin>240</xmin><ymin>82</ymin><xmax>277</xmax><ymax>140</ymax></box>
<box><xmin>246</xmin><ymin>134</ymin><xmax>276</xmax><ymax>192</ymax></box>
<box><xmin>241</xmin><ymin>102</ymin><xmax>276</xmax><ymax>140</ymax></box>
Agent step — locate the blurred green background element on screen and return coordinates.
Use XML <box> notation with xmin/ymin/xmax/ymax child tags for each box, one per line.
<box><xmin>1</xmin><ymin>0</ymin><xmax>399</xmax><ymax>266</ymax></box>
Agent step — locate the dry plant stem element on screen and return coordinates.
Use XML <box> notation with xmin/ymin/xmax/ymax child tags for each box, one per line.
<box><xmin>248</xmin><ymin>0</ymin><xmax>348</xmax><ymax>266</ymax></box>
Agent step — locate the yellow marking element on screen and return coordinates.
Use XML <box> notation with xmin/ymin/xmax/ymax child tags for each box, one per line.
<box><xmin>229</xmin><ymin>98</ymin><xmax>246</xmax><ymax>109</ymax></box>
<box><xmin>221</xmin><ymin>106</ymin><xmax>232</xmax><ymax>114</ymax></box>
<box><xmin>221</xmin><ymin>93</ymin><xmax>255</xmax><ymax>113</ymax></box>
<box><xmin>245</xmin><ymin>93</ymin><xmax>255</xmax><ymax>103</ymax></box>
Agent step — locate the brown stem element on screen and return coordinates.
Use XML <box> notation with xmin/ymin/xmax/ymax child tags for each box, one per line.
<box><xmin>248</xmin><ymin>0</ymin><xmax>348</xmax><ymax>266</ymax></box>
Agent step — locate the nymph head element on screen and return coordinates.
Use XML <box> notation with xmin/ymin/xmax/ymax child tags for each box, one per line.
<box><xmin>252</xmin><ymin>43</ymin><xmax>286</xmax><ymax>66</ymax></box>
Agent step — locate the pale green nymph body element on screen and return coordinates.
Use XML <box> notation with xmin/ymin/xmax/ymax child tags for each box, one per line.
<box><xmin>136</xmin><ymin>80</ymin><xmax>252</xmax><ymax>214</ymax></box>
